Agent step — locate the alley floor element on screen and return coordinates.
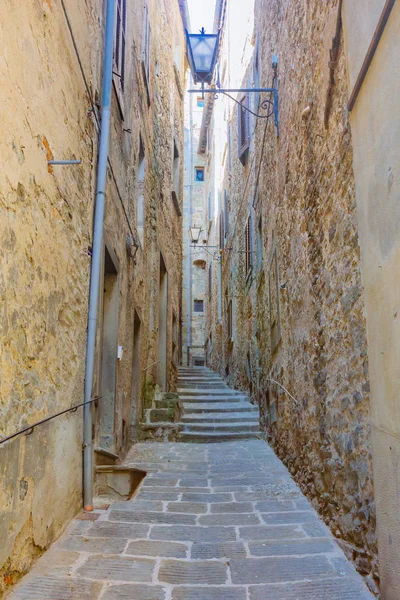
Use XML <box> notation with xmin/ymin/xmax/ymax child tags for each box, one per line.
<box><xmin>8</xmin><ymin>439</ymin><xmax>374</xmax><ymax>600</ymax></box>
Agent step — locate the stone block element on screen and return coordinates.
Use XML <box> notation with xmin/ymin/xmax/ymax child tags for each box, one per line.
<box><xmin>181</xmin><ymin>492</ymin><xmax>232</xmax><ymax>503</ymax></box>
<box><xmin>150</xmin><ymin>525</ymin><xmax>237</xmax><ymax>543</ymax></box>
<box><xmin>211</xmin><ymin>502</ymin><xmax>254</xmax><ymax>513</ymax></box>
<box><xmin>158</xmin><ymin>559</ymin><xmax>227</xmax><ymax>584</ymax></box>
<box><xmin>77</xmin><ymin>555</ymin><xmax>155</xmax><ymax>582</ymax></box>
<box><xmin>248</xmin><ymin>538</ymin><xmax>335</xmax><ymax>557</ymax></box>
<box><xmin>125</xmin><ymin>539</ymin><xmax>188</xmax><ymax>558</ymax></box>
<box><xmin>109</xmin><ymin>510</ymin><xmax>196</xmax><ymax>525</ymax></box>
<box><xmin>172</xmin><ymin>588</ymin><xmax>247</xmax><ymax>600</ymax></box>
<box><xmin>261</xmin><ymin>511</ymin><xmax>318</xmax><ymax>525</ymax></box>
<box><xmin>191</xmin><ymin>541</ymin><xmax>247</xmax><ymax>559</ymax></box>
<box><xmin>239</xmin><ymin>525</ymin><xmax>306</xmax><ymax>541</ymax></box>
<box><xmin>102</xmin><ymin>585</ymin><xmax>166</xmax><ymax>600</ymax></box>
<box><xmin>248</xmin><ymin>578</ymin><xmax>374</xmax><ymax>599</ymax></box>
<box><xmin>60</xmin><ymin>536</ymin><xmax>127</xmax><ymax>554</ymax></box>
<box><xmin>167</xmin><ymin>502</ymin><xmax>208</xmax><ymax>513</ymax></box>
<box><xmin>8</xmin><ymin>576</ymin><xmax>103</xmax><ymax>599</ymax></box>
<box><xmin>85</xmin><ymin>521</ymin><xmax>150</xmax><ymax>539</ymax></box>
<box><xmin>149</xmin><ymin>408</ymin><xmax>176</xmax><ymax>423</ymax></box>
<box><xmin>230</xmin><ymin>556</ymin><xmax>335</xmax><ymax>584</ymax></box>
<box><xmin>199</xmin><ymin>513</ymin><xmax>260</xmax><ymax>526</ymax></box>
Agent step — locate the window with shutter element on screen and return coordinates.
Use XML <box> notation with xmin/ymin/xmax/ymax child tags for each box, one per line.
<box><xmin>238</xmin><ymin>95</ymin><xmax>250</xmax><ymax>165</ymax></box>
<box><xmin>219</xmin><ymin>212</ymin><xmax>225</xmax><ymax>250</ymax></box>
<box><xmin>113</xmin><ymin>0</ymin><xmax>127</xmax><ymax>116</ymax></box>
<box><xmin>245</xmin><ymin>214</ymin><xmax>253</xmax><ymax>277</ymax></box>
<box><xmin>142</xmin><ymin>2</ymin><xmax>151</xmax><ymax>102</ymax></box>
<box><xmin>224</xmin><ymin>190</ymin><xmax>229</xmax><ymax>237</ymax></box>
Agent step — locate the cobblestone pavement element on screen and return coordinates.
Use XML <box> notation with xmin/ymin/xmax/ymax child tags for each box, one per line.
<box><xmin>8</xmin><ymin>440</ymin><xmax>374</xmax><ymax>599</ymax></box>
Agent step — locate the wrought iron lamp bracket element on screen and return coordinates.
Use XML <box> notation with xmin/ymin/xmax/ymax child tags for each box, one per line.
<box><xmin>188</xmin><ymin>85</ymin><xmax>279</xmax><ymax>136</ymax></box>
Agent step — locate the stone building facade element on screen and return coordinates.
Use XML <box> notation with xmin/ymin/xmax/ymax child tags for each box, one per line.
<box><xmin>181</xmin><ymin>87</ymin><xmax>207</xmax><ymax>366</ymax></box>
<box><xmin>205</xmin><ymin>0</ymin><xmax>379</xmax><ymax>590</ymax></box>
<box><xmin>0</xmin><ymin>0</ymin><xmax>187</xmax><ymax>594</ymax></box>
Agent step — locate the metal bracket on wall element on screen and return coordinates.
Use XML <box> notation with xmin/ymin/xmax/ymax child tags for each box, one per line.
<box><xmin>48</xmin><ymin>160</ymin><xmax>82</xmax><ymax>165</ymax></box>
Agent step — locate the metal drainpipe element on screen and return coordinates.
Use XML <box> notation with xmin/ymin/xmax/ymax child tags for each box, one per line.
<box><xmin>83</xmin><ymin>0</ymin><xmax>115</xmax><ymax>512</ymax></box>
<box><xmin>187</xmin><ymin>80</ymin><xmax>193</xmax><ymax>366</ymax></box>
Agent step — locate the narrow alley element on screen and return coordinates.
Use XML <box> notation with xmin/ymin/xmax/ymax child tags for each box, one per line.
<box><xmin>9</xmin><ymin>370</ymin><xmax>373</xmax><ymax>600</ymax></box>
<box><xmin>1</xmin><ymin>0</ymin><xmax>400</xmax><ymax>597</ymax></box>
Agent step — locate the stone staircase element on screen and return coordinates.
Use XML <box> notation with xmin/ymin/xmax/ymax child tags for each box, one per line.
<box><xmin>178</xmin><ymin>366</ymin><xmax>260</xmax><ymax>442</ymax></box>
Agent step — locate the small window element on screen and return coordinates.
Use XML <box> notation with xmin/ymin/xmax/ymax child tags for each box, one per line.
<box><xmin>142</xmin><ymin>2</ymin><xmax>151</xmax><ymax>103</ymax></box>
<box><xmin>245</xmin><ymin>214</ymin><xmax>253</xmax><ymax>277</ymax></box>
<box><xmin>194</xmin><ymin>299</ymin><xmax>204</xmax><ymax>313</ymax></box>
<box><xmin>113</xmin><ymin>0</ymin><xmax>127</xmax><ymax>115</ymax></box>
<box><xmin>257</xmin><ymin>216</ymin><xmax>263</xmax><ymax>270</ymax></box>
<box><xmin>238</xmin><ymin>95</ymin><xmax>250</xmax><ymax>165</ymax></box>
<box><xmin>137</xmin><ymin>140</ymin><xmax>146</xmax><ymax>247</ymax></box>
<box><xmin>171</xmin><ymin>140</ymin><xmax>181</xmax><ymax>215</ymax></box>
<box><xmin>197</xmin><ymin>97</ymin><xmax>205</xmax><ymax>108</ymax></box>
<box><xmin>195</xmin><ymin>167</ymin><xmax>204</xmax><ymax>183</ymax></box>
<box><xmin>193</xmin><ymin>357</ymin><xmax>205</xmax><ymax>366</ymax></box>
<box><xmin>227</xmin><ymin>299</ymin><xmax>233</xmax><ymax>341</ymax></box>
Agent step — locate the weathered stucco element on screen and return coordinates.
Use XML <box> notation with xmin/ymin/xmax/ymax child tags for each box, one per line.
<box><xmin>0</xmin><ymin>0</ymin><xmax>185</xmax><ymax>594</ymax></box>
<box><xmin>206</xmin><ymin>0</ymin><xmax>377</xmax><ymax>590</ymax></box>
<box><xmin>343</xmin><ymin>3</ymin><xmax>400</xmax><ymax>597</ymax></box>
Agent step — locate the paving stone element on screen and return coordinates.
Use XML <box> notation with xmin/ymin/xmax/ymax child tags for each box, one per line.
<box><xmin>111</xmin><ymin>500</ymin><xmax>164</xmax><ymax>512</ymax></box>
<box><xmin>109</xmin><ymin>510</ymin><xmax>196</xmax><ymax>525</ymax></box>
<box><xmin>125</xmin><ymin>539</ymin><xmax>188</xmax><ymax>558</ymax></box>
<box><xmin>150</xmin><ymin>525</ymin><xmax>237</xmax><ymax>543</ymax></box>
<box><xmin>234</xmin><ymin>492</ymin><xmax>294</xmax><ymax>503</ymax></box>
<box><xmin>158</xmin><ymin>559</ymin><xmax>228</xmax><ymax>584</ymax></box>
<box><xmin>77</xmin><ymin>555</ymin><xmax>155</xmax><ymax>582</ymax></box>
<box><xmin>181</xmin><ymin>492</ymin><xmax>232</xmax><ymax>503</ymax></box>
<box><xmin>60</xmin><ymin>536</ymin><xmax>127</xmax><ymax>554</ymax></box>
<box><xmin>199</xmin><ymin>513</ymin><xmax>260</xmax><ymax>526</ymax></box>
<box><xmin>248</xmin><ymin>538</ymin><xmax>335</xmax><ymax>556</ymax></box>
<box><xmin>8</xmin><ymin>576</ymin><xmax>103</xmax><ymax>599</ymax></box>
<box><xmin>254</xmin><ymin>500</ymin><xmax>297</xmax><ymax>512</ymax></box>
<box><xmin>211</xmin><ymin>502</ymin><xmax>254</xmax><ymax>513</ymax></box>
<box><xmin>191</xmin><ymin>541</ymin><xmax>247</xmax><ymax>559</ymax></box>
<box><xmin>29</xmin><ymin>549</ymin><xmax>80</xmax><ymax>577</ymax></box>
<box><xmin>178</xmin><ymin>478</ymin><xmax>210</xmax><ymax>487</ymax></box>
<box><xmin>136</xmin><ymin>488</ymin><xmax>181</xmax><ymax>499</ymax></box>
<box><xmin>85</xmin><ymin>521</ymin><xmax>150</xmax><ymax>539</ymax></box>
<box><xmin>172</xmin><ymin>588</ymin><xmax>247</xmax><ymax>600</ymax></box>
<box><xmin>143</xmin><ymin>478</ymin><xmax>179</xmax><ymax>487</ymax></box>
<box><xmin>248</xmin><ymin>578</ymin><xmax>373</xmax><ymax>599</ymax></box>
<box><xmin>66</xmin><ymin>520</ymin><xmax>93</xmax><ymax>536</ymax></box>
<box><xmin>231</xmin><ymin>555</ymin><xmax>336</xmax><ymax>584</ymax></box>
<box><xmin>167</xmin><ymin>502</ymin><xmax>208</xmax><ymax>513</ymax></box>
<box><xmin>101</xmin><ymin>584</ymin><xmax>166</xmax><ymax>600</ymax></box>
<box><xmin>302</xmin><ymin>521</ymin><xmax>331</xmax><ymax>537</ymax></box>
<box><xmin>239</xmin><ymin>525</ymin><xmax>306</xmax><ymax>541</ymax></box>
<box><xmin>261</xmin><ymin>511</ymin><xmax>318</xmax><ymax>525</ymax></box>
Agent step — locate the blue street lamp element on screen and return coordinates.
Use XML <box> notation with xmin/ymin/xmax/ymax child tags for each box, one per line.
<box><xmin>185</xmin><ymin>28</ymin><xmax>220</xmax><ymax>85</ymax></box>
<box><xmin>185</xmin><ymin>27</ymin><xmax>279</xmax><ymax>136</ymax></box>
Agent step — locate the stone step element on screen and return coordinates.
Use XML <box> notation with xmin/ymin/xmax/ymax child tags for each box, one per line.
<box><xmin>181</xmin><ymin>412</ymin><xmax>259</xmax><ymax>424</ymax></box>
<box><xmin>182</xmin><ymin>422</ymin><xmax>259</xmax><ymax>433</ymax></box>
<box><xmin>182</xmin><ymin>402</ymin><xmax>258</xmax><ymax>413</ymax></box>
<box><xmin>178</xmin><ymin>389</ymin><xmax>244</xmax><ymax>396</ymax></box>
<box><xmin>180</xmin><ymin>396</ymin><xmax>249</xmax><ymax>404</ymax></box>
<box><xmin>178</xmin><ymin>384</ymin><xmax>229</xmax><ymax>390</ymax></box>
<box><xmin>178</xmin><ymin>431</ymin><xmax>260</xmax><ymax>443</ymax></box>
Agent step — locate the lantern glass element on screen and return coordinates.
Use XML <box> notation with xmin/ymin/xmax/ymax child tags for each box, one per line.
<box><xmin>189</xmin><ymin>226</ymin><xmax>202</xmax><ymax>244</ymax></box>
<box><xmin>186</xmin><ymin>29</ymin><xmax>220</xmax><ymax>85</ymax></box>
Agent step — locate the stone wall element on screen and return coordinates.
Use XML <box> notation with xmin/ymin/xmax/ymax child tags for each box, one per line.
<box><xmin>0</xmin><ymin>0</ymin><xmax>185</xmax><ymax>594</ymax></box>
<box><xmin>207</xmin><ymin>0</ymin><xmax>377</xmax><ymax>589</ymax></box>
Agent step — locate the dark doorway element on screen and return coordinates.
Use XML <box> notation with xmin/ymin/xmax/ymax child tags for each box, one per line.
<box><xmin>99</xmin><ymin>246</ymin><xmax>119</xmax><ymax>451</ymax></box>
<box><xmin>131</xmin><ymin>311</ymin><xmax>141</xmax><ymax>435</ymax></box>
<box><xmin>157</xmin><ymin>254</ymin><xmax>168</xmax><ymax>390</ymax></box>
